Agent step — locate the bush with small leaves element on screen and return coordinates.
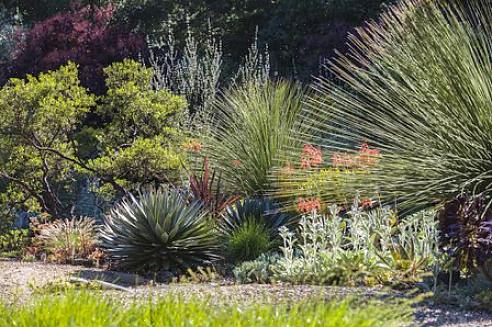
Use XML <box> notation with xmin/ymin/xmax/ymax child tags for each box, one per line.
<box><xmin>0</xmin><ymin>228</ymin><xmax>30</xmax><ymax>258</ymax></box>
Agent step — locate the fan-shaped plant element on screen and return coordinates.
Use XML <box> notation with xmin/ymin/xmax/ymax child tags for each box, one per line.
<box><xmin>219</xmin><ymin>197</ymin><xmax>298</xmax><ymax>262</ymax></box>
<box><xmin>274</xmin><ymin>0</ymin><xmax>492</xmax><ymax>212</ymax></box>
<box><xmin>201</xmin><ymin>80</ymin><xmax>306</xmax><ymax>195</ymax></box>
<box><xmin>101</xmin><ymin>188</ymin><xmax>220</xmax><ymax>272</ymax></box>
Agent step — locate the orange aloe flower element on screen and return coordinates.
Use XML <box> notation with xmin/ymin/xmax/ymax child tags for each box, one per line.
<box><xmin>297</xmin><ymin>197</ymin><xmax>321</xmax><ymax>213</ymax></box>
<box><xmin>300</xmin><ymin>144</ymin><xmax>323</xmax><ymax>169</ymax></box>
<box><xmin>184</xmin><ymin>140</ymin><xmax>203</xmax><ymax>153</ymax></box>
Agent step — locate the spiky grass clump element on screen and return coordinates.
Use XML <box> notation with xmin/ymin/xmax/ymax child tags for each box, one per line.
<box><xmin>225</xmin><ymin>219</ymin><xmax>272</xmax><ymax>263</ymax></box>
<box><xmin>220</xmin><ymin>198</ymin><xmax>298</xmax><ymax>239</ymax></box>
<box><xmin>202</xmin><ymin>80</ymin><xmax>306</xmax><ymax>195</ymax></box>
<box><xmin>34</xmin><ymin>217</ymin><xmax>98</xmax><ymax>263</ymax></box>
<box><xmin>274</xmin><ymin>0</ymin><xmax>492</xmax><ymax>211</ymax></box>
<box><xmin>219</xmin><ymin>197</ymin><xmax>298</xmax><ymax>262</ymax></box>
<box><xmin>101</xmin><ymin>188</ymin><xmax>220</xmax><ymax>272</ymax></box>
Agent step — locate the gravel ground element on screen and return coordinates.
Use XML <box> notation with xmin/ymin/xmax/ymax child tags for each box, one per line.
<box><xmin>0</xmin><ymin>260</ymin><xmax>491</xmax><ymax>326</ymax></box>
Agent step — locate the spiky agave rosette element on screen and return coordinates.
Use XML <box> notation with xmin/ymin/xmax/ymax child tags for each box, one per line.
<box><xmin>272</xmin><ymin>0</ymin><xmax>492</xmax><ymax>214</ymax></box>
<box><xmin>100</xmin><ymin>188</ymin><xmax>220</xmax><ymax>272</ymax></box>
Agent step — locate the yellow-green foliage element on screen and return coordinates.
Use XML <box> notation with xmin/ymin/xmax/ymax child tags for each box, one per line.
<box><xmin>0</xmin><ymin>62</ymin><xmax>95</xmax><ymax>215</ymax></box>
<box><xmin>0</xmin><ymin>60</ymin><xmax>188</xmax><ymax>217</ymax></box>
<box><xmin>0</xmin><ymin>291</ymin><xmax>413</xmax><ymax>327</ymax></box>
<box><xmin>87</xmin><ymin>59</ymin><xmax>188</xmax><ymax>190</ymax></box>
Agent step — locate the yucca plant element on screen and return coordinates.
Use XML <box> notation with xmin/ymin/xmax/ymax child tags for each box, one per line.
<box><xmin>274</xmin><ymin>0</ymin><xmax>492</xmax><ymax>212</ymax></box>
<box><xmin>201</xmin><ymin>80</ymin><xmax>306</xmax><ymax>195</ymax></box>
<box><xmin>100</xmin><ymin>188</ymin><xmax>220</xmax><ymax>272</ymax></box>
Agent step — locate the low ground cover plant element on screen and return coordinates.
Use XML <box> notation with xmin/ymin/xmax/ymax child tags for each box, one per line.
<box><xmin>235</xmin><ymin>197</ymin><xmax>438</xmax><ymax>286</ymax></box>
<box><xmin>0</xmin><ymin>291</ymin><xmax>413</xmax><ymax>327</ymax></box>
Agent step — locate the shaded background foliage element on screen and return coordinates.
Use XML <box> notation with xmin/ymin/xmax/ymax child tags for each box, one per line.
<box><xmin>4</xmin><ymin>3</ymin><xmax>145</xmax><ymax>94</ymax></box>
<box><xmin>1</xmin><ymin>0</ymin><xmax>392</xmax><ymax>82</ymax></box>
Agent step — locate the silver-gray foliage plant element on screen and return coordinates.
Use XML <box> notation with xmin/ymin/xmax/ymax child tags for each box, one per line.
<box><xmin>235</xmin><ymin>195</ymin><xmax>439</xmax><ymax>285</ymax></box>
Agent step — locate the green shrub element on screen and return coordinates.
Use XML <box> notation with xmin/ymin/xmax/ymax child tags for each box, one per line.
<box><xmin>101</xmin><ymin>188</ymin><xmax>220</xmax><ymax>272</ymax></box>
<box><xmin>0</xmin><ymin>228</ymin><xmax>30</xmax><ymax>258</ymax></box>
<box><xmin>225</xmin><ymin>219</ymin><xmax>271</xmax><ymax>263</ymax></box>
<box><xmin>0</xmin><ymin>61</ymin><xmax>95</xmax><ymax>217</ymax></box>
<box><xmin>0</xmin><ymin>291</ymin><xmax>413</xmax><ymax>327</ymax></box>
<box><xmin>0</xmin><ymin>59</ymin><xmax>189</xmax><ymax>218</ymax></box>
<box><xmin>87</xmin><ymin>59</ymin><xmax>188</xmax><ymax>193</ymax></box>
<box><xmin>201</xmin><ymin>80</ymin><xmax>305</xmax><ymax>195</ymax></box>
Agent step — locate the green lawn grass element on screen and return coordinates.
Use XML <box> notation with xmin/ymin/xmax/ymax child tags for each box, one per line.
<box><xmin>0</xmin><ymin>291</ymin><xmax>413</xmax><ymax>327</ymax></box>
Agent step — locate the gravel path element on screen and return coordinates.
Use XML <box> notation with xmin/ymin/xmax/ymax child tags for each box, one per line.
<box><xmin>0</xmin><ymin>260</ymin><xmax>491</xmax><ymax>326</ymax></box>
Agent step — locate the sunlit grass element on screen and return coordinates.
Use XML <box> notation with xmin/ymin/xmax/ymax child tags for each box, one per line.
<box><xmin>0</xmin><ymin>291</ymin><xmax>413</xmax><ymax>327</ymax></box>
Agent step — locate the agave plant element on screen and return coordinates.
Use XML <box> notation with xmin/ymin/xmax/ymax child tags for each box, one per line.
<box><xmin>273</xmin><ymin>0</ymin><xmax>492</xmax><ymax>213</ymax></box>
<box><xmin>101</xmin><ymin>188</ymin><xmax>220</xmax><ymax>272</ymax></box>
<box><xmin>219</xmin><ymin>197</ymin><xmax>298</xmax><ymax>262</ymax></box>
<box><xmin>201</xmin><ymin>80</ymin><xmax>306</xmax><ymax>195</ymax></box>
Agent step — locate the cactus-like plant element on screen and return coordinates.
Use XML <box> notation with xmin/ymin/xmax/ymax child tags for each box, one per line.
<box><xmin>101</xmin><ymin>188</ymin><xmax>220</xmax><ymax>272</ymax></box>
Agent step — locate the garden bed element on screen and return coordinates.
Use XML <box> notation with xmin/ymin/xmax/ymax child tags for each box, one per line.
<box><xmin>0</xmin><ymin>260</ymin><xmax>491</xmax><ymax>326</ymax></box>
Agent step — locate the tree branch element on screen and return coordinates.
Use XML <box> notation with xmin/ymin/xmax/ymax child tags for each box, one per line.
<box><xmin>0</xmin><ymin>171</ymin><xmax>55</xmax><ymax>217</ymax></box>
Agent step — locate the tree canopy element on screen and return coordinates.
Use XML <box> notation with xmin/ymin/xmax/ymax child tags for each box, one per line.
<box><xmin>0</xmin><ymin>60</ymin><xmax>188</xmax><ymax>218</ymax></box>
